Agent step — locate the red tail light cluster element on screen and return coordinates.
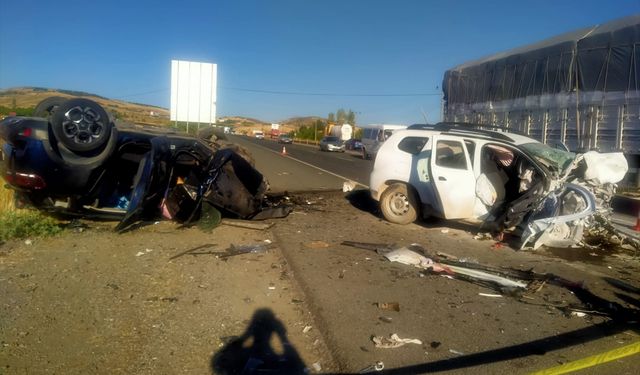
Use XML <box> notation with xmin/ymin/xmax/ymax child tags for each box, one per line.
<box><xmin>4</xmin><ymin>172</ymin><xmax>46</xmax><ymax>190</ymax></box>
<box><xmin>17</xmin><ymin>127</ymin><xmax>33</xmax><ymax>137</ymax></box>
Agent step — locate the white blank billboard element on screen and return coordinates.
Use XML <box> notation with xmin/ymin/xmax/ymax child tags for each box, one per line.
<box><xmin>170</xmin><ymin>60</ymin><xmax>217</xmax><ymax>124</ymax></box>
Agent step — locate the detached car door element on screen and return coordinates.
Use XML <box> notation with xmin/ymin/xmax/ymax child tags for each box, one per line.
<box><xmin>430</xmin><ymin>135</ymin><xmax>476</xmax><ymax>219</ymax></box>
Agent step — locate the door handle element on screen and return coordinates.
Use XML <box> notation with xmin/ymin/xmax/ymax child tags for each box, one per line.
<box><xmin>438</xmin><ymin>176</ymin><xmax>447</xmax><ymax>181</ymax></box>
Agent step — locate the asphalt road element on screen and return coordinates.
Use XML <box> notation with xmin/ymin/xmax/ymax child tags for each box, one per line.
<box><xmin>228</xmin><ymin>135</ymin><xmax>373</xmax><ymax>192</ymax></box>
<box><xmin>225</xmin><ymin>135</ymin><xmax>640</xmax><ymax>374</ymax></box>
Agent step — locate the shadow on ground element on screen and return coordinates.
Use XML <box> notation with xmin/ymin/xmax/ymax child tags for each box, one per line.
<box><xmin>211</xmin><ymin>308</ymin><xmax>307</xmax><ymax>374</ymax></box>
<box><xmin>344</xmin><ymin>188</ymin><xmax>481</xmax><ymax>234</ymax></box>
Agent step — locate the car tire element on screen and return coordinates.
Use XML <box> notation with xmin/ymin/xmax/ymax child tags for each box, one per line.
<box><xmin>33</xmin><ymin>96</ymin><xmax>67</xmax><ymax>119</ymax></box>
<box><xmin>50</xmin><ymin>98</ymin><xmax>113</xmax><ymax>153</ymax></box>
<box><xmin>380</xmin><ymin>183</ymin><xmax>419</xmax><ymax>225</ymax></box>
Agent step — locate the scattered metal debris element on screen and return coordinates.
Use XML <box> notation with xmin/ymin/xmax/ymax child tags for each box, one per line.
<box><xmin>358</xmin><ymin>361</ymin><xmax>384</xmax><ymax>373</ymax></box>
<box><xmin>221</xmin><ymin>219</ymin><xmax>274</xmax><ymax>230</ymax></box>
<box><xmin>372</xmin><ymin>334</ymin><xmax>422</xmax><ymax>348</ymax></box>
<box><xmin>168</xmin><ymin>244</ymin><xmax>218</xmax><ymax>260</ymax></box>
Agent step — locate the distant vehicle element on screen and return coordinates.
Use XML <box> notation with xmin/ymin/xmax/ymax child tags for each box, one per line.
<box><xmin>360</xmin><ymin>124</ymin><xmax>406</xmax><ymax>159</ymax></box>
<box><xmin>254</xmin><ymin>131</ymin><xmax>264</xmax><ymax>139</ymax></box>
<box><xmin>278</xmin><ymin>134</ymin><xmax>293</xmax><ymax>144</ymax></box>
<box><xmin>344</xmin><ymin>138</ymin><xmax>362</xmax><ymax>151</ymax></box>
<box><xmin>270</xmin><ymin>123</ymin><xmax>280</xmax><ymax>139</ymax></box>
<box><xmin>325</xmin><ymin>123</ymin><xmax>353</xmax><ymax>141</ymax></box>
<box><xmin>319</xmin><ymin>136</ymin><xmax>345</xmax><ymax>152</ymax></box>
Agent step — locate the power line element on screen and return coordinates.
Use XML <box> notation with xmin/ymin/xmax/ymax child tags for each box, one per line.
<box><xmin>114</xmin><ymin>86</ymin><xmax>442</xmax><ymax>99</ymax></box>
<box><xmin>222</xmin><ymin>86</ymin><xmax>442</xmax><ymax>97</ymax></box>
<box><xmin>116</xmin><ymin>88</ymin><xmax>170</xmax><ymax>99</ymax></box>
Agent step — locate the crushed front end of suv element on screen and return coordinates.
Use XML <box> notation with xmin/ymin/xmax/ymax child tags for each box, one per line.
<box><xmin>0</xmin><ymin>97</ymin><xmax>290</xmax><ymax>231</ymax></box>
<box><xmin>369</xmin><ymin>123</ymin><xmax>629</xmax><ymax>250</ymax></box>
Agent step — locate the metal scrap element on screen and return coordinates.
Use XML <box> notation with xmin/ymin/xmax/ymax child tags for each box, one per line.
<box><xmin>372</xmin><ymin>334</ymin><xmax>422</xmax><ymax>348</ymax></box>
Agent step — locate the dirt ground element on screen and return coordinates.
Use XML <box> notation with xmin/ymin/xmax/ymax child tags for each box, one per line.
<box><xmin>1</xmin><ymin>190</ymin><xmax>640</xmax><ymax>374</ymax></box>
<box><xmin>0</xmin><ymin>219</ymin><xmax>334</xmax><ymax>374</ymax></box>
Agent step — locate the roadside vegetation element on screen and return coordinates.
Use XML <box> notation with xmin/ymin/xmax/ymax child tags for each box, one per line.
<box><xmin>0</xmin><ymin>187</ymin><xmax>62</xmax><ymax>242</ymax></box>
<box><xmin>0</xmin><ymin>210</ymin><xmax>63</xmax><ymax>242</ymax></box>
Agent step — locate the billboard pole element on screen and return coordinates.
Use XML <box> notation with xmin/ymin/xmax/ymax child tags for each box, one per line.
<box><xmin>198</xmin><ymin>62</ymin><xmax>202</xmax><ymax>132</ymax></box>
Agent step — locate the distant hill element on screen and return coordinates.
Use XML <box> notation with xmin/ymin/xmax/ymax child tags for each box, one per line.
<box><xmin>0</xmin><ymin>87</ymin><xmax>170</xmax><ymax>126</ymax></box>
<box><xmin>281</xmin><ymin>116</ymin><xmax>325</xmax><ymax>127</ymax></box>
<box><xmin>0</xmin><ymin>87</ymin><xmax>329</xmax><ymax>133</ymax></box>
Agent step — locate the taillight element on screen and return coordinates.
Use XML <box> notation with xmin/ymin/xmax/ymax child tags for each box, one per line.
<box><xmin>4</xmin><ymin>172</ymin><xmax>46</xmax><ymax>190</ymax></box>
<box><xmin>18</xmin><ymin>127</ymin><xmax>33</xmax><ymax>137</ymax></box>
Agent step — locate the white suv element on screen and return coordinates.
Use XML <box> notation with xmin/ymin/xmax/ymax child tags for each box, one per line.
<box><xmin>369</xmin><ymin>123</ymin><xmax>627</xmax><ymax>249</ymax></box>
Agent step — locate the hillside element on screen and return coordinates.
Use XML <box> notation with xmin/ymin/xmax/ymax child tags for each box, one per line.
<box><xmin>0</xmin><ymin>87</ymin><xmax>170</xmax><ymax>126</ymax></box>
<box><xmin>0</xmin><ymin>87</ymin><xmax>329</xmax><ymax>134</ymax></box>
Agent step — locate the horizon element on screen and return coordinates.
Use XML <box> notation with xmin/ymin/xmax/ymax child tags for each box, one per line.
<box><xmin>1</xmin><ymin>0</ymin><xmax>637</xmax><ymax>125</ymax></box>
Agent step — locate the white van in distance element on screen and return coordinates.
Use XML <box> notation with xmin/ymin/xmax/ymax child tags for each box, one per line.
<box><xmin>360</xmin><ymin>124</ymin><xmax>407</xmax><ymax>159</ymax></box>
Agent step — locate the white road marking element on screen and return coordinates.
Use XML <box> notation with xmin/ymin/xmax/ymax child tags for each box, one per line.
<box><xmin>251</xmin><ymin>142</ymin><xmax>370</xmax><ymax>189</ymax></box>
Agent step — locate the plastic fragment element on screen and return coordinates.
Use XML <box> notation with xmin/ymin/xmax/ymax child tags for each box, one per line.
<box><xmin>372</xmin><ymin>334</ymin><xmax>422</xmax><ymax>348</ymax></box>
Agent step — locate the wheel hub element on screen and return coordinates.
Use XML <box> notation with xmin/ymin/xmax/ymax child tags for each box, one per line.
<box><xmin>62</xmin><ymin>106</ymin><xmax>104</xmax><ymax>145</ymax></box>
<box><xmin>389</xmin><ymin>192</ymin><xmax>409</xmax><ymax>215</ymax></box>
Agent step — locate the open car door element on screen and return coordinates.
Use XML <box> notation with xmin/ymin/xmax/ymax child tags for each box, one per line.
<box><xmin>115</xmin><ymin>137</ymin><xmax>171</xmax><ymax>232</ymax></box>
<box><xmin>430</xmin><ymin>135</ymin><xmax>476</xmax><ymax>219</ymax></box>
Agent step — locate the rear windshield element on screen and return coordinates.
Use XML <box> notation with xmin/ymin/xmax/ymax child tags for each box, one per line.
<box><xmin>324</xmin><ymin>136</ymin><xmax>339</xmax><ymax>141</ymax></box>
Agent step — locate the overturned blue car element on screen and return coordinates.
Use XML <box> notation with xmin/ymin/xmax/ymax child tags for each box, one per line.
<box><xmin>0</xmin><ymin>97</ymin><xmax>289</xmax><ymax>230</ymax></box>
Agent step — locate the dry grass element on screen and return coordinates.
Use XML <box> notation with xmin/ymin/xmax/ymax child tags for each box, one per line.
<box><xmin>0</xmin><ymin>184</ymin><xmax>15</xmax><ymax>213</ymax></box>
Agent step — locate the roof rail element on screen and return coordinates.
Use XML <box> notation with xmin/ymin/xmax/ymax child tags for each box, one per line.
<box><xmin>407</xmin><ymin>122</ymin><xmax>518</xmax><ymax>142</ymax></box>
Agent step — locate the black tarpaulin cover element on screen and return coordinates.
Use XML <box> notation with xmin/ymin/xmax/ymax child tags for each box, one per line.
<box><xmin>443</xmin><ymin>15</ymin><xmax>640</xmax><ymax>105</ymax></box>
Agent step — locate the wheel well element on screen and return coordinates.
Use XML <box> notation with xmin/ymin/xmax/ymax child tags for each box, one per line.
<box><xmin>375</xmin><ymin>180</ymin><xmax>418</xmax><ymax>200</ymax></box>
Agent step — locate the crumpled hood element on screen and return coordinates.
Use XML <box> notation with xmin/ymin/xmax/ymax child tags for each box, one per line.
<box><xmin>521</xmin><ymin>151</ymin><xmax>629</xmax><ymax>250</ymax></box>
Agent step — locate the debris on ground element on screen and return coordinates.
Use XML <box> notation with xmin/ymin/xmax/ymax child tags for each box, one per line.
<box><xmin>168</xmin><ymin>244</ymin><xmax>218</xmax><ymax>260</ymax></box>
<box><xmin>310</xmin><ymin>362</ymin><xmax>322</xmax><ymax>372</ymax></box>
<box><xmin>478</xmin><ymin>293</ymin><xmax>503</xmax><ymax>298</ymax></box>
<box><xmin>474</xmin><ymin>232</ymin><xmax>493</xmax><ymax>240</ymax></box>
<box><xmin>346</xmin><ymin>240</ymin><xmax>639</xmax><ymax>320</ymax></box>
<box><xmin>305</xmin><ymin>241</ymin><xmax>330</xmax><ymax>249</ymax></box>
<box><xmin>135</xmin><ymin>248</ymin><xmax>153</xmax><ymax>257</ymax></box>
<box><xmin>374</xmin><ymin>302</ymin><xmax>400</xmax><ymax>312</ymax></box>
<box><xmin>218</xmin><ymin>242</ymin><xmax>272</xmax><ymax>259</ymax></box>
<box><xmin>221</xmin><ymin>219</ymin><xmax>274</xmax><ymax>230</ymax></box>
<box><xmin>372</xmin><ymin>334</ymin><xmax>422</xmax><ymax>348</ymax></box>
<box><xmin>358</xmin><ymin>361</ymin><xmax>384</xmax><ymax>373</ymax></box>
<box><xmin>341</xmin><ymin>241</ymin><xmax>396</xmax><ymax>253</ymax></box>
<box><xmin>382</xmin><ymin>246</ymin><xmax>436</xmax><ymax>269</ymax></box>
<box><xmin>342</xmin><ymin>180</ymin><xmax>357</xmax><ymax>192</ymax></box>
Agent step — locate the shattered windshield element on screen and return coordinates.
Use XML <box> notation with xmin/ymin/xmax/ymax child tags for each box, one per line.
<box><xmin>520</xmin><ymin>143</ymin><xmax>575</xmax><ymax>172</ymax></box>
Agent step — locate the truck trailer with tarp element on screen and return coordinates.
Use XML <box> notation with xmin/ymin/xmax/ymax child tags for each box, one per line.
<box><xmin>442</xmin><ymin>15</ymin><xmax>640</xmax><ymax>185</ymax></box>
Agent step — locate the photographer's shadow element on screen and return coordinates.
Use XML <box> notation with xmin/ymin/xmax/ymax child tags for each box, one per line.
<box><xmin>211</xmin><ymin>308</ymin><xmax>307</xmax><ymax>374</ymax></box>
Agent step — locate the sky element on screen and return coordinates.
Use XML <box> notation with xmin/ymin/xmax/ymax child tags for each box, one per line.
<box><xmin>0</xmin><ymin>0</ymin><xmax>638</xmax><ymax>125</ymax></box>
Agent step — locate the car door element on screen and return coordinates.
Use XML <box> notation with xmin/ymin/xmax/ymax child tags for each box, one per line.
<box><xmin>430</xmin><ymin>135</ymin><xmax>476</xmax><ymax>219</ymax></box>
<box><xmin>115</xmin><ymin>137</ymin><xmax>172</xmax><ymax>231</ymax></box>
